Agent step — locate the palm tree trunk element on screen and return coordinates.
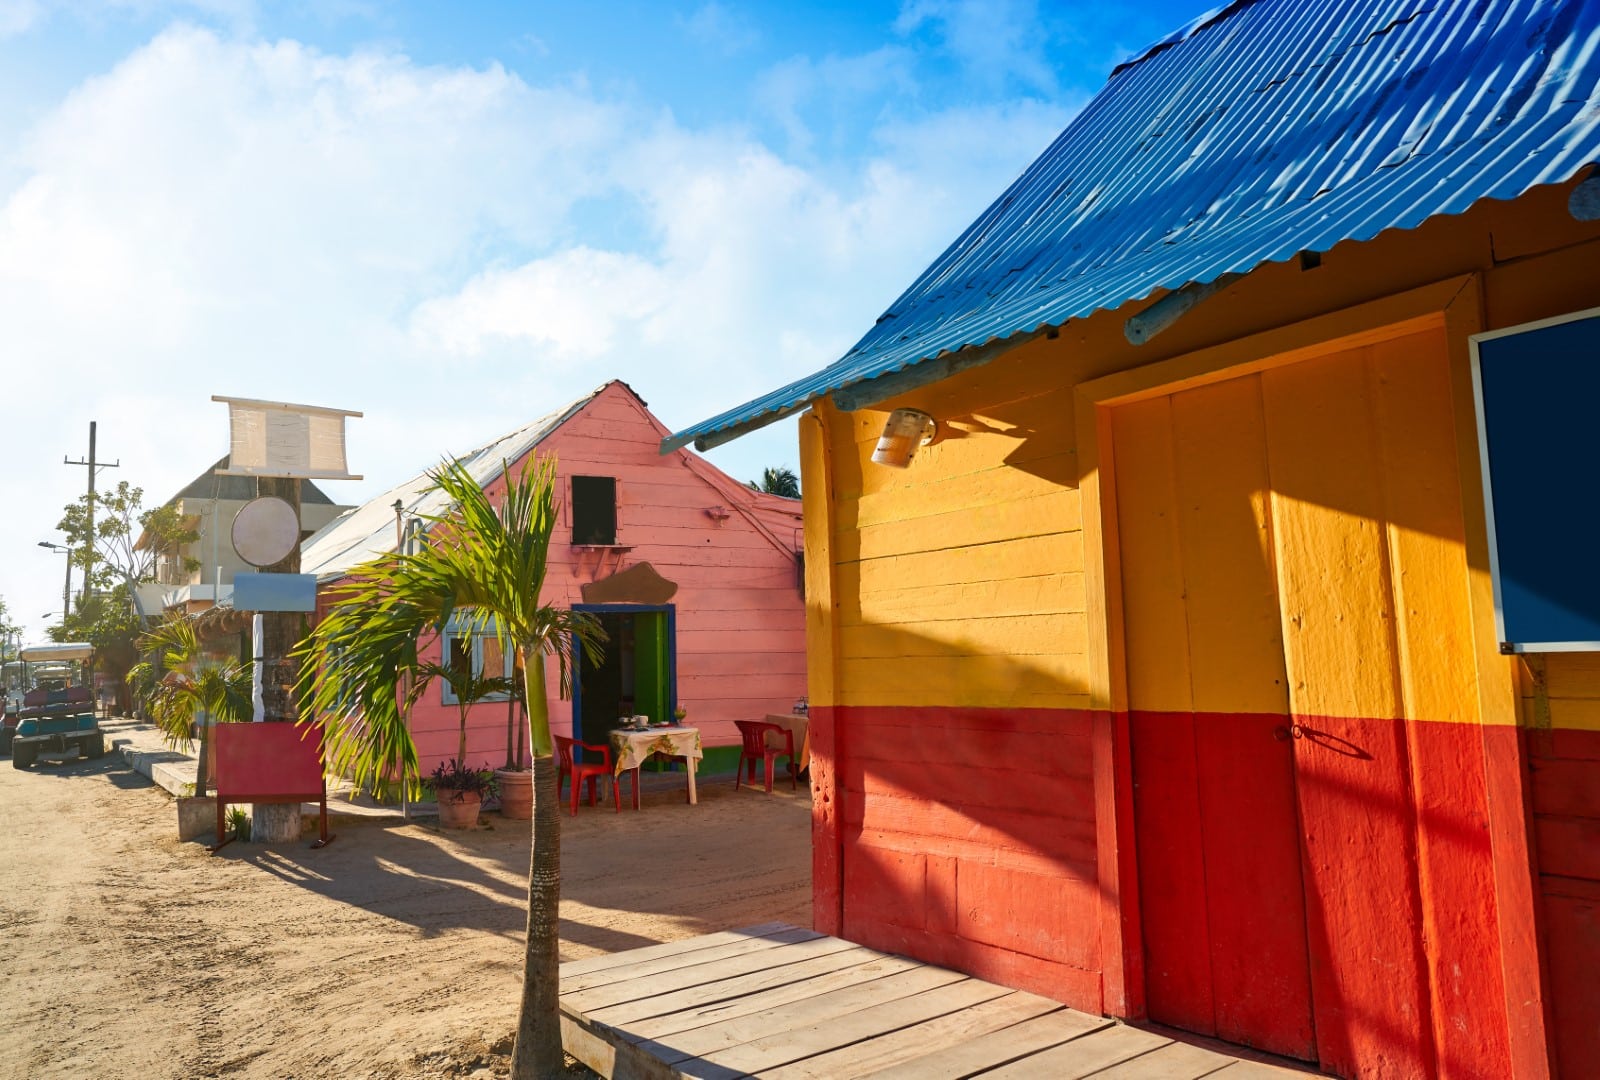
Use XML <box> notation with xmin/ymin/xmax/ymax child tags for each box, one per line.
<box><xmin>512</xmin><ymin>649</ymin><xmax>563</xmax><ymax>1078</ymax></box>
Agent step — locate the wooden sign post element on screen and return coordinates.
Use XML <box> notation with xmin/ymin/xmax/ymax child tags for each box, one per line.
<box><xmin>214</xmin><ymin>397</ymin><xmax>361</xmax><ymax>843</ymax></box>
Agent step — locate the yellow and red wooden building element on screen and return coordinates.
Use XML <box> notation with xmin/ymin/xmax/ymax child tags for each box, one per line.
<box><xmin>670</xmin><ymin>2</ymin><xmax>1600</xmax><ymax>1076</ymax></box>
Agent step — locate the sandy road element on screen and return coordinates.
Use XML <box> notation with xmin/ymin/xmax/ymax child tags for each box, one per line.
<box><xmin>0</xmin><ymin>750</ymin><xmax>811</xmax><ymax>1078</ymax></box>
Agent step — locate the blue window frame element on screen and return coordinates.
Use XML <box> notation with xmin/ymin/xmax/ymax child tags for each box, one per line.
<box><xmin>439</xmin><ymin>613</ymin><xmax>513</xmax><ymax>705</ymax></box>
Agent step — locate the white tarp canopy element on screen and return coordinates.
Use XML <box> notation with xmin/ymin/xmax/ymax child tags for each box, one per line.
<box><xmin>19</xmin><ymin>642</ymin><xmax>93</xmax><ymax>662</ymax></box>
<box><xmin>213</xmin><ymin>396</ymin><xmax>363</xmax><ymax>480</ymax></box>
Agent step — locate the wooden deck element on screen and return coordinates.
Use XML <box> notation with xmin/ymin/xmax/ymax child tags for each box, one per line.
<box><xmin>559</xmin><ymin>923</ymin><xmax>1313</xmax><ymax>1079</ymax></box>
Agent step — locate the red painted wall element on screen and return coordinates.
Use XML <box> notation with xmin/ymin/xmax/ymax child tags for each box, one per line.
<box><xmin>1529</xmin><ymin>722</ymin><xmax>1600</xmax><ymax>1077</ymax></box>
<box><xmin>825</xmin><ymin>704</ymin><xmax>1104</xmax><ymax>1013</ymax></box>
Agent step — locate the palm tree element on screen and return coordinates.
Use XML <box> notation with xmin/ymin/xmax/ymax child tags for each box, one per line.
<box><xmin>125</xmin><ymin>615</ymin><xmax>252</xmax><ymax>795</ymax></box>
<box><xmin>748</xmin><ymin>465</ymin><xmax>800</xmax><ymax>498</ymax></box>
<box><xmin>295</xmin><ymin>453</ymin><xmax>604</xmax><ymax>1078</ymax></box>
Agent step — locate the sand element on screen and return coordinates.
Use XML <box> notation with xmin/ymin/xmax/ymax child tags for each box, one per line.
<box><xmin>0</xmin><ymin>751</ymin><xmax>812</xmax><ymax>1078</ymax></box>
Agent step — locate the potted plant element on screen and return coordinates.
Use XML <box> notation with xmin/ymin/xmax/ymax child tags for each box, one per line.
<box><xmin>125</xmin><ymin>615</ymin><xmax>251</xmax><ymax>841</ymax></box>
<box><xmin>428</xmin><ymin>757</ymin><xmax>498</xmax><ymax>829</ymax></box>
<box><xmin>409</xmin><ymin>659</ymin><xmax>511</xmax><ymax>829</ymax></box>
<box><xmin>496</xmin><ymin>662</ymin><xmax>533</xmax><ymax>819</ymax></box>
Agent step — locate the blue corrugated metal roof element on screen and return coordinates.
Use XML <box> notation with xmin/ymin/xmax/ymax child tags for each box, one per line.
<box><xmin>667</xmin><ymin>0</ymin><xmax>1600</xmax><ymax>452</ymax></box>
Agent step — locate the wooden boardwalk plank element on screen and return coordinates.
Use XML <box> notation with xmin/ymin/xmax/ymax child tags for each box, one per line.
<box><xmin>1208</xmin><ymin>1059</ymin><xmax>1317</xmax><ymax>1077</ymax></box>
<box><xmin>559</xmin><ymin>926</ymin><xmax>1330</xmax><ymax>1080</ymax></box>
<box><xmin>684</xmin><ymin>975</ymin><xmax>1013</xmax><ymax>1076</ymax></box>
<box><xmin>639</xmin><ymin>965</ymin><xmax>969</xmax><ymax>1067</ymax></box>
<box><xmin>562</xmin><ymin>935</ymin><xmax>855</xmax><ymax>1013</ymax></box>
<box><xmin>561</xmin><ymin>926</ymin><xmax>827</xmax><ymax>996</ymax></box>
<box><xmin>760</xmin><ymin>990</ymin><xmax>1066</xmax><ymax>1080</ymax></box>
<box><xmin>594</xmin><ymin>949</ymin><xmax>910</xmax><ymax>1033</ymax></box>
<box><xmin>559</xmin><ymin>921</ymin><xmax>800</xmax><ymax>979</ymax></box>
<box><xmin>981</xmin><ymin>1024</ymin><xmax>1173</xmax><ymax>1079</ymax></box>
<box><xmin>864</xmin><ymin>1008</ymin><xmax>1113</xmax><ymax>1079</ymax></box>
<box><xmin>1088</xmin><ymin>1039</ymin><xmax>1238</xmax><ymax>1078</ymax></box>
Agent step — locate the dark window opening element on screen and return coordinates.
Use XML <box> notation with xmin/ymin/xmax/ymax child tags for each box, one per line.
<box><xmin>572</xmin><ymin>475</ymin><xmax>617</xmax><ymax>545</ymax></box>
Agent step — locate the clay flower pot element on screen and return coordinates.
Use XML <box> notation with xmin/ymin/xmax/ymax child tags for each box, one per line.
<box><xmin>435</xmin><ymin>788</ymin><xmax>482</xmax><ymax>829</ymax></box>
<box><xmin>495</xmin><ymin>768</ymin><xmax>533</xmax><ymax>820</ymax></box>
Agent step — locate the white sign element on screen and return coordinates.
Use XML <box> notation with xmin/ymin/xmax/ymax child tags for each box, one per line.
<box><xmin>213</xmin><ymin>396</ymin><xmax>362</xmax><ymax>480</ymax></box>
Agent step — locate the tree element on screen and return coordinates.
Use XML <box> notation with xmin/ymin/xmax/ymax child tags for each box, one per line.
<box><xmin>747</xmin><ymin>465</ymin><xmax>800</xmax><ymax>498</ymax></box>
<box><xmin>125</xmin><ymin>615</ymin><xmax>252</xmax><ymax>795</ymax></box>
<box><xmin>295</xmin><ymin>454</ymin><xmax>604</xmax><ymax>1078</ymax></box>
<box><xmin>53</xmin><ymin>482</ymin><xmax>201</xmax><ymax>709</ymax></box>
<box><xmin>0</xmin><ymin>595</ymin><xmax>21</xmax><ymax>693</ymax></box>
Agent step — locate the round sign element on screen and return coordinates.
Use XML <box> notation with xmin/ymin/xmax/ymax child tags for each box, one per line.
<box><xmin>231</xmin><ymin>496</ymin><xmax>301</xmax><ymax>567</ymax></box>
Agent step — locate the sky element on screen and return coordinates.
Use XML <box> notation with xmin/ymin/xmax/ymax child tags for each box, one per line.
<box><xmin>0</xmin><ymin>0</ymin><xmax>1202</xmax><ymax>642</ymax></box>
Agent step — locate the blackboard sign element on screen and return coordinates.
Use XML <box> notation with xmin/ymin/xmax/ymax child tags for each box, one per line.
<box><xmin>1470</xmin><ymin>307</ymin><xmax>1600</xmax><ymax>652</ymax></box>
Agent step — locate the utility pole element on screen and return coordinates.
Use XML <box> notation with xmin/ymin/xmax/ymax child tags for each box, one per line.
<box><xmin>64</xmin><ymin>421</ymin><xmax>119</xmax><ymax>607</ymax></box>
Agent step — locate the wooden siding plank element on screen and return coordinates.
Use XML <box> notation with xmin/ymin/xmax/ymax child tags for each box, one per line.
<box><xmin>849</xmin><ymin>828</ymin><xmax>1098</xmax><ymax>881</ymax></box>
<box><xmin>1531</xmin><ymin>756</ymin><xmax>1600</xmax><ymax>828</ymax></box>
<box><xmin>980</xmin><ymin>1023</ymin><xmax>1173</xmax><ymax>1078</ymax></box>
<box><xmin>846</xmin><ymin>793</ymin><xmax>1098</xmax><ymax>863</ymax></box>
<box><xmin>1534</xmin><ymin>816</ymin><xmax>1600</xmax><ymax>881</ymax></box>
<box><xmin>680</xmin><ymin>976</ymin><xmax>1011</xmax><ymax>1077</ymax></box>
<box><xmin>839</xmin><ymin>613</ymin><xmax>1088</xmax><ymax>659</ymax></box>
<box><xmin>850</xmin><ymin>492</ymin><xmax>1082</xmax><ymax>561</ymax></box>
<box><xmin>847</xmin><ymin>532</ymin><xmax>1084</xmax><ymax>589</ymax></box>
<box><xmin>864</xmin><ymin>1008</ymin><xmax>1113</xmax><ymax>1079</ymax></box>
<box><xmin>841</xmin><ymin>571</ymin><xmax>1087</xmax><ymax>625</ymax></box>
<box><xmin>758</xmin><ymin>990</ymin><xmax>1065</xmax><ymax>1079</ymax></box>
<box><xmin>844</xmin><ymin>456</ymin><xmax>1082</xmax><ymax>530</ymax></box>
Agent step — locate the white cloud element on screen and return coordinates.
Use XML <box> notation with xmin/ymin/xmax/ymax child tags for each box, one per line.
<box><xmin>680</xmin><ymin>2</ymin><xmax>760</xmax><ymax>56</ymax></box>
<box><xmin>896</xmin><ymin>0</ymin><xmax>1059</xmax><ymax>97</ymax></box>
<box><xmin>0</xmin><ymin>0</ymin><xmax>44</xmax><ymax>37</ymax></box>
<box><xmin>0</xmin><ymin>21</ymin><xmax>1075</xmax><ymax>640</ymax></box>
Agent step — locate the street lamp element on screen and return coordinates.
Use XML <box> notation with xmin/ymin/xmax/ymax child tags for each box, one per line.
<box><xmin>37</xmin><ymin>542</ymin><xmax>72</xmax><ymax>620</ymax></box>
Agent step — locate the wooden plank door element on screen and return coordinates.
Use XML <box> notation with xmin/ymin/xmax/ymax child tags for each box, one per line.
<box><xmin>1116</xmin><ymin>325</ymin><xmax>1490</xmax><ymax>1078</ymax></box>
<box><xmin>1114</xmin><ymin>377</ymin><xmax>1318</xmax><ymax>1061</ymax></box>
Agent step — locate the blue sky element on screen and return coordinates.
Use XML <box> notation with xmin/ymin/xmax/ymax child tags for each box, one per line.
<box><xmin>0</xmin><ymin>0</ymin><xmax>1202</xmax><ymax>638</ymax></box>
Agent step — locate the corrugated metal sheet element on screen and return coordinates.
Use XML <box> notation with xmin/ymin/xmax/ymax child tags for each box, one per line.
<box><xmin>299</xmin><ymin>388</ymin><xmax>601</xmax><ymax>582</ymax></box>
<box><xmin>667</xmin><ymin>0</ymin><xmax>1600</xmax><ymax>451</ymax></box>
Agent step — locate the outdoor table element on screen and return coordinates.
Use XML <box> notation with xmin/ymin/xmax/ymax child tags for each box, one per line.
<box><xmin>763</xmin><ymin>713</ymin><xmax>811</xmax><ymax>772</ymax></box>
<box><xmin>609</xmin><ymin>725</ymin><xmax>703</xmax><ymax>806</ymax></box>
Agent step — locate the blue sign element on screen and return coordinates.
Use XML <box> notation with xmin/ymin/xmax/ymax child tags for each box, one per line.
<box><xmin>233</xmin><ymin>572</ymin><xmax>318</xmax><ymax>613</ymax></box>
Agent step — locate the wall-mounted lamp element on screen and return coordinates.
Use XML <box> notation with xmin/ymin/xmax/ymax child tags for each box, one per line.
<box><xmin>871</xmin><ymin>409</ymin><xmax>937</xmax><ymax>469</ymax></box>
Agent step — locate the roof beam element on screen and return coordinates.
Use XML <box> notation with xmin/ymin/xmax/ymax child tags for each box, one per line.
<box><xmin>1124</xmin><ymin>273</ymin><xmax>1241</xmax><ymax>345</ymax></box>
<box><xmin>830</xmin><ymin>329</ymin><xmax>1049</xmax><ymax>413</ymax></box>
<box><xmin>1570</xmin><ymin>176</ymin><xmax>1600</xmax><ymax>221</ymax></box>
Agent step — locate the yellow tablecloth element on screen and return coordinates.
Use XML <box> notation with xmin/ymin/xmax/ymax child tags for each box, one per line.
<box><xmin>609</xmin><ymin>725</ymin><xmax>703</xmax><ymax>805</ymax></box>
<box><xmin>763</xmin><ymin>713</ymin><xmax>810</xmax><ymax>771</ymax></box>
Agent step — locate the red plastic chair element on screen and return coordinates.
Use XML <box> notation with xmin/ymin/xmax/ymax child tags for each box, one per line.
<box><xmin>734</xmin><ymin>720</ymin><xmax>796</xmax><ymax>793</ymax></box>
<box><xmin>554</xmin><ymin>735</ymin><xmax>620</xmax><ymax>815</ymax></box>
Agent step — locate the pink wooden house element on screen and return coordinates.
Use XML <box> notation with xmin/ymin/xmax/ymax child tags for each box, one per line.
<box><xmin>300</xmin><ymin>380</ymin><xmax>805</xmax><ymax>774</ymax></box>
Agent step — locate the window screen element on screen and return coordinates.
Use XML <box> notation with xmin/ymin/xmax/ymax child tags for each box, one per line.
<box><xmin>439</xmin><ymin>615</ymin><xmax>514</xmax><ymax>704</ymax></box>
<box><xmin>572</xmin><ymin>475</ymin><xmax>617</xmax><ymax>545</ymax></box>
<box><xmin>1471</xmin><ymin>306</ymin><xmax>1600</xmax><ymax>651</ymax></box>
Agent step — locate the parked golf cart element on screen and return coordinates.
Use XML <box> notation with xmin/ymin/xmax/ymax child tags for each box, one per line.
<box><xmin>5</xmin><ymin>643</ymin><xmax>105</xmax><ymax>768</ymax></box>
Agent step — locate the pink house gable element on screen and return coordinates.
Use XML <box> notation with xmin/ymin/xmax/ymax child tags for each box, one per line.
<box><xmin>303</xmin><ymin>380</ymin><xmax>805</xmax><ymax>775</ymax></box>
